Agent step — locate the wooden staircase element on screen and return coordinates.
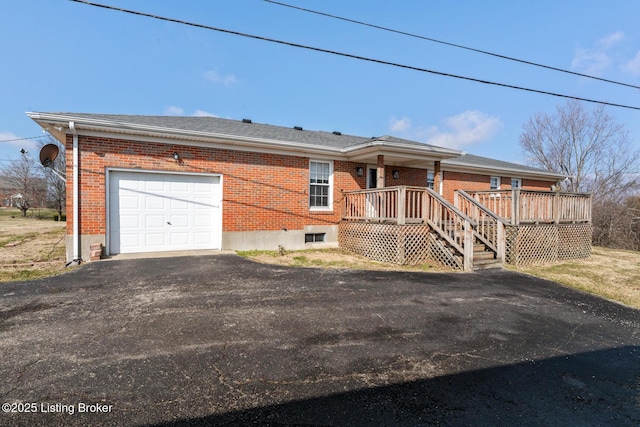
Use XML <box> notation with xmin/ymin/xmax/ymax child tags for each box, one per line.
<box><xmin>471</xmin><ymin>241</ymin><xmax>502</xmax><ymax>270</ymax></box>
<box><xmin>439</xmin><ymin>219</ymin><xmax>502</xmax><ymax>270</ymax></box>
<box><xmin>341</xmin><ymin>186</ymin><xmax>507</xmax><ymax>271</ymax></box>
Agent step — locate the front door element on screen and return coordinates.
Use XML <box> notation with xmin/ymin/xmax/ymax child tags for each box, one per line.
<box><xmin>366</xmin><ymin>166</ymin><xmax>379</xmax><ymax>218</ymax></box>
<box><xmin>367</xmin><ymin>166</ymin><xmax>377</xmax><ymax>189</ymax></box>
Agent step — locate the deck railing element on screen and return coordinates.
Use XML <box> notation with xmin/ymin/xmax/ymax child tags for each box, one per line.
<box><xmin>342</xmin><ymin>186</ymin><xmax>430</xmax><ymax>224</ymax></box>
<box><xmin>465</xmin><ymin>190</ymin><xmax>592</xmax><ymax>225</ymax></box>
<box><xmin>342</xmin><ymin>186</ymin><xmax>476</xmax><ymax>269</ymax></box>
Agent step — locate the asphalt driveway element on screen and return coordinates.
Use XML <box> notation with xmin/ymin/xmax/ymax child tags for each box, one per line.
<box><xmin>1</xmin><ymin>254</ymin><xmax>639</xmax><ymax>426</ymax></box>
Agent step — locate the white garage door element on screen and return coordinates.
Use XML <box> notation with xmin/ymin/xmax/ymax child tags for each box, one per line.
<box><xmin>108</xmin><ymin>171</ymin><xmax>222</xmax><ymax>254</ymax></box>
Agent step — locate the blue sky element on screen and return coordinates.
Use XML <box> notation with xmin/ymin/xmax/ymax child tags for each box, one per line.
<box><xmin>2</xmin><ymin>0</ymin><xmax>640</xmax><ymax>166</ymax></box>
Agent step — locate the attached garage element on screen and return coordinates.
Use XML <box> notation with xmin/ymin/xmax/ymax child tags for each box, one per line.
<box><xmin>108</xmin><ymin>170</ymin><xmax>222</xmax><ymax>255</ymax></box>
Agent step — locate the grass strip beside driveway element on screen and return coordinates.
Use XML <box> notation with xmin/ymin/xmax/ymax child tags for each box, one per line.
<box><xmin>510</xmin><ymin>246</ymin><xmax>640</xmax><ymax>309</ymax></box>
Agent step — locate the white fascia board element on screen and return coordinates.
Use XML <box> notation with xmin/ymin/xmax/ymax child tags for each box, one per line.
<box><xmin>27</xmin><ymin>112</ymin><xmax>347</xmax><ymax>158</ymax></box>
<box><xmin>442</xmin><ymin>161</ymin><xmax>566</xmax><ymax>181</ymax></box>
<box><xmin>343</xmin><ymin>140</ymin><xmax>463</xmax><ymax>160</ymax></box>
<box><xmin>26</xmin><ymin>112</ymin><xmax>463</xmax><ymax>163</ymax></box>
<box><xmin>67</xmin><ymin>128</ymin><xmax>344</xmax><ymax>161</ymax></box>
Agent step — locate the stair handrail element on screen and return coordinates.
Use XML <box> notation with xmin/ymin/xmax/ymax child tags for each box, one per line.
<box><xmin>456</xmin><ymin>190</ymin><xmax>506</xmax><ymax>262</ymax></box>
<box><xmin>424</xmin><ymin>187</ymin><xmax>476</xmax><ymax>270</ymax></box>
<box><xmin>425</xmin><ymin>188</ymin><xmax>476</xmax><ymax>227</ymax></box>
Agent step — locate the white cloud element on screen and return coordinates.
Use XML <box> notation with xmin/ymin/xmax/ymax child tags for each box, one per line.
<box><xmin>192</xmin><ymin>110</ymin><xmax>218</xmax><ymax>117</ymax></box>
<box><xmin>164</xmin><ymin>106</ymin><xmax>184</xmax><ymax>116</ymax></box>
<box><xmin>424</xmin><ymin>110</ymin><xmax>503</xmax><ymax>149</ymax></box>
<box><xmin>387</xmin><ymin>111</ymin><xmax>502</xmax><ymax>149</ymax></box>
<box><xmin>163</xmin><ymin>107</ymin><xmax>219</xmax><ymax>117</ymax></box>
<box><xmin>623</xmin><ymin>50</ymin><xmax>640</xmax><ymax>75</ymax></box>
<box><xmin>389</xmin><ymin>116</ymin><xmax>411</xmax><ymax>132</ymax></box>
<box><xmin>203</xmin><ymin>70</ymin><xmax>238</xmax><ymax>86</ymax></box>
<box><xmin>571</xmin><ymin>31</ymin><xmax>624</xmax><ymax>76</ymax></box>
<box><xmin>597</xmin><ymin>31</ymin><xmax>624</xmax><ymax>49</ymax></box>
<box><xmin>571</xmin><ymin>49</ymin><xmax>611</xmax><ymax>76</ymax></box>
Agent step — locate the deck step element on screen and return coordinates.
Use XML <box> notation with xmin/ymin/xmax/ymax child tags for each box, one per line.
<box><xmin>473</xmin><ymin>258</ymin><xmax>503</xmax><ymax>270</ymax></box>
<box><xmin>473</xmin><ymin>250</ymin><xmax>495</xmax><ymax>261</ymax></box>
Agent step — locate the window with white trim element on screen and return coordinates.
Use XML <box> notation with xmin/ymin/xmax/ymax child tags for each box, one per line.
<box><xmin>426</xmin><ymin>170</ymin><xmax>435</xmax><ymax>189</ymax></box>
<box><xmin>511</xmin><ymin>178</ymin><xmax>522</xmax><ymax>189</ymax></box>
<box><xmin>490</xmin><ymin>176</ymin><xmax>501</xmax><ymax>190</ymax></box>
<box><xmin>309</xmin><ymin>160</ymin><xmax>332</xmax><ymax>210</ymax></box>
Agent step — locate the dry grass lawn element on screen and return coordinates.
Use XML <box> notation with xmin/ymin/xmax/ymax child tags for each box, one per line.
<box><xmin>509</xmin><ymin>247</ymin><xmax>640</xmax><ymax>309</ymax></box>
<box><xmin>238</xmin><ymin>248</ymin><xmax>454</xmax><ymax>272</ymax></box>
<box><xmin>0</xmin><ymin>209</ymin><xmax>67</xmax><ymax>282</ymax></box>
<box><xmin>243</xmin><ymin>246</ymin><xmax>640</xmax><ymax>309</ymax></box>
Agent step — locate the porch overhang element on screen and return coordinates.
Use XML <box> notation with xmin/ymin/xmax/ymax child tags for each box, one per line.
<box><xmin>442</xmin><ymin>158</ymin><xmax>567</xmax><ymax>181</ymax></box>
<box><xmin>343</xmin><ymin>140</ymin><xmax>463</xmax><ymax>167</ymax></box>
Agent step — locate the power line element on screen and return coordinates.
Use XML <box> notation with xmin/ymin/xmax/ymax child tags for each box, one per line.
<box><xmin>69</xmin><ymin>0</ymin><xmax>640</xmax><ymax>111</ymax></box>
<box><xmin>265</xmin><ymin>0</ymin><xmax>640</xmax><ymax>91</ymax></box>
<box><xmin>0</xmin><ymin>135</ymin><xmax>49</xmax><ymax>144</ymax></box>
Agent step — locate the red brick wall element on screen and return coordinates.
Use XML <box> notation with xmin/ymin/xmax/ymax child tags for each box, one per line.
<box><xmin>66</xmin><ymin>135</ymin><xmax>377</xmax><ymax>236</ymax></box>
<box><xmin>522</xmin><ymin>178</ymin><xmax>555</xmax><ymax>191</ymax></box>
<box><xmin>64</xmin><ymin>134</ymin><xmax>556</xmax><ymax>236</ymax></box>
<box><xmin>384</xmin><ymin>166</ymin><xmax>427</xmax><ymax>187</ymax></box>
<box><xmin>441</xmin><ymin>171</ymin><xmax>555</xmax><ymax>202</ymax></box>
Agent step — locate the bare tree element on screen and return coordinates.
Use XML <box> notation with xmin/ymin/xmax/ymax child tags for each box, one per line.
<box><xmin>40</xmin><ymin>136</ymin><xmax>66</xmax><ymax>219</ymax></box>
<box><xmin>520</xmin><ymin>100</ymin><xmax>640</xmax><ymax>250</ymax></box>
<box><xmin>2</xmin><ymin>152</ymin><xmax>46</xmax><ymax>217</ymax></box>
<box><xmin>520</xmin><ymin>100</ymin><xmax>639</xmax><ymax>200</ymax></box>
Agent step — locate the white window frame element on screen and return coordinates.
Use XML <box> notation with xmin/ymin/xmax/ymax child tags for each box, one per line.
<box><xmin>309</xmin><ymin>160</ymin><xmax>333</xmax><ymax>211</ymax></box>
<box><xmin>511</xmin><ymin>178</ymin><xmax>522</xmax><ymax>189</ymax></box>
<box><xmin>490</xmin><ymin>176</ymin><xmax>501</xmax><ymax>190</ymax></box>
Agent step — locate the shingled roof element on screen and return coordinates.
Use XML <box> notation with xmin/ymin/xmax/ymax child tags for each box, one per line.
<box><xmin>27</xmin><ymin>112</ymin><xmax>564</xmax><ymax>178</ymax></box>
<box><xmin>38</xmin><ymin>113</ymin><xmax>445</xmax><ymax>151</ymax></box>
<box><xmin>442</xmin><ymin>153</ymin><xmax>564</xmax><ymax>179</ymax></box>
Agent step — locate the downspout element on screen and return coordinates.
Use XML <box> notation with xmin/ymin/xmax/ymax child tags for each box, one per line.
<box><xmin>69</xmin><ymin>121</ymin><xmax>81</xmax><ymax>265</ymax></box>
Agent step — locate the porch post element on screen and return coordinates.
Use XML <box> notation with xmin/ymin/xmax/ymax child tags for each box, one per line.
<box><xmin>433</xmin><ymin>161</ymin><xmax>441</xmax><ymax>195</ymax></box>
<box><xmin>397</xmin><ymin>186</ymin><xmax>406</xmax><ymax>225</ymax></box>
<box><xmin>497</xmin><ymin>221</ymin><xmax>505</xmax><ymax>263</ymax></box>
<box><xmin>377</xmin><ymin>155</ymin><xmax>385</xmax><ymax>188</ymax></box>
<box><xmin>512</xmin><ymin>189</ymin><xmax>520</xmax><ymax>226</ymax></box>
<box><xmin>463</xmin><ymin>219</ymin><xmax>474</xmax><ymax>271</ymax></box>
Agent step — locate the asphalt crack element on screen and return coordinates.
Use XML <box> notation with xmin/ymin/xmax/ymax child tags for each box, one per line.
<box><xmin>1</xmin><ymin>358</ymin><xmax>42</xmax><ymax>399</ymax></box>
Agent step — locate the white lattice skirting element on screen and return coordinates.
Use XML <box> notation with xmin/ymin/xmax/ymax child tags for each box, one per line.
<box><xmin>505</xmin><ymin>223</ymin><xmax>592</xmax><ymax>266</ymax></box>
<box><xmin>339</xmin><ymin>221</ymin><xmax>592</xmax><ymax>269</ymax></box>
<box><xmin>338</xmin><ymin>222</ymin><xmax>462</xmax><ymax>268</ymax></box>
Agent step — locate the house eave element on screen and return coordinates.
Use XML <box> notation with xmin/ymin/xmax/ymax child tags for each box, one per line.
<box><xmin>27</xmin><ymin>112</ymin><xmax>348</xmax><ymax>156</ymax></box>
<box><xmin>441</xmin><ymin>160</ymin><xmax>566</xmax><ymax>181</ymax></box>
<box><xmin>26</xmin><ymin>112</ymin><xmax>464</xmax><ymax>164</ymax></box>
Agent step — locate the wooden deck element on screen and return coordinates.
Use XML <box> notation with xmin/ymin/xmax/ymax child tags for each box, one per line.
<box><xmin>342</xmin><ymin>186</ymin><xmax>592</xmax><ymax>226</ymax></box>
<box><xmin>460</xmin><ymin>189</ymin><xmax>592</xmax><ymax>225</ymax></box>
<box><xmin>340</xmin><ymin>186</ymin><xmax>592</xmax><ymax>270</ymax></box>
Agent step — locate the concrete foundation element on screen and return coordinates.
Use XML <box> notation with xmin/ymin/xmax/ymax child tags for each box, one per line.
<box><xmin>71</xmin><ymin>225</ymin><xmax>339</xmax><ymax>261</ymax></box>
<box><xmin>222</xmin><ymin>225</ymin><xmax>338</xmax><ymax>251</ymax></box>
<box><xmin>66</xmin><ymin>234</ymin><xmax>106</xmax><ymax>263</ymax></box>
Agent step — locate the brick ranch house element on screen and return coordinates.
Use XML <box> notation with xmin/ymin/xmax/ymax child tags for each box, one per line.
<box><xmin>28</xmin><ymin>112</ymin><xmax>591</xmax><ymax>269</ymax></box>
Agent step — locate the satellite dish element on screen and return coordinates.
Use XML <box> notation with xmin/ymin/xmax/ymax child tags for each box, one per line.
<box><xmin>39</xmin><ymin>144</ymin><xmax>59</xmax><ymax>167</ymax></box>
